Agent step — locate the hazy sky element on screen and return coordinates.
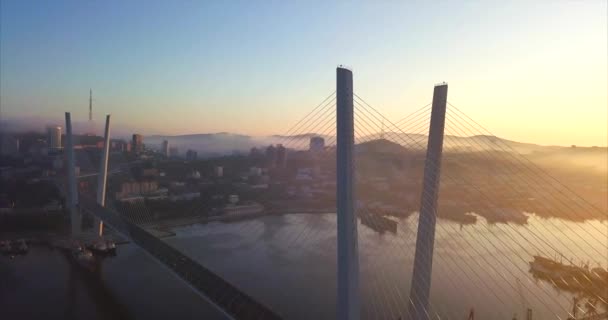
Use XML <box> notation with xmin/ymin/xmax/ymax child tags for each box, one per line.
<box><xmin>1</xmin><ymin>1</ymin><xmax>606</xmax><ymax>146</ymax></box>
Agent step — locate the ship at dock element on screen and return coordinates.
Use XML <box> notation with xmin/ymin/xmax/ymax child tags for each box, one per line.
<box><xmin>85</xmin><ymin>239</ymin><xmax>117</xmax><ymax>256</ymax></box>
<box><xmin>70</xmin><ymin>246</ymin><xmax>97</xmax><ymax>272</ymax></box>
<box><xmin>0</xmin><ymin>239</ymin><xmax>29</xmax><ymax>256</ymax></box>
<box><xmin>358</xmin><ymin>212</ymin><xmax>398</xmax><ymax>234</ymax></box>
<box><xmin>529</xmin><ymin>255</ymin><xmax>608</xmax><ymax>300</ymax></box>
<box><xmin>52</xmin><ymin>238</ymin><xmax>118</xmax><ymax>272</ymax></box>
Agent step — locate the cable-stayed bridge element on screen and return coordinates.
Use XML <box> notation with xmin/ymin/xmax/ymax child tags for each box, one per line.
<box><xmin>63</xmin><ymin>67</ymin><xmax>607</xmax><ymax>320</ymax></box>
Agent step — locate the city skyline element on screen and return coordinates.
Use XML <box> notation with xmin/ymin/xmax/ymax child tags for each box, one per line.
<box><xmin>1</xmin><ymin>4</ymin><xmax>607</xmax><ymax>318</ymax></box>
<box><xmin>1</xmin><ymin>1</ymin><xmax>607</xmax><ymax>146</ymax></box>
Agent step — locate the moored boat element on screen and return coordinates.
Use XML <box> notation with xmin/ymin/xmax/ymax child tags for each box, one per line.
<box><xmin>14</xmin><ymin>239</ymin><xmax>28</xmax><ymax>254</ymax></box>
<box><xmin>86</xmin><ymin>239</ymin><xmax>117</xmax><ymax>256</ymax></box>
<box><xmin>0</xmin><ymin>240</ymin><xmax>12</xmax><ymax>255</ymax></box>
<box><xmin>71</xmin><ymin>246</ymin><xmax>96</xmax><ymax>271</ymax></box>
<box><xmin>530</xmin><ymin>255</ymin><xmax>608</xmax><ymax>297</ymax></box>
<box><xmin>105</xmin><ymin>240</ymin><xmax>116</xmax><ymax>254</ymax></box>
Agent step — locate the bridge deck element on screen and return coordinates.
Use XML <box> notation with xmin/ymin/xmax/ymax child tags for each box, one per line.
<box><xmin>79</xmin><ymin>196</ymin><xmax>282</xmax><ymax>320</ymax></box>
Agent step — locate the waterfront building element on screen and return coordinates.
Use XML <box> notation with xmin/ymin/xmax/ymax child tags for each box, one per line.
<box><xmin>214</xmin><ymin>166</ymin><xmax>223</xmax><ymax>177</ymax></box>
<box><xmin>265</xmin><ymin>145</ymin><xmax>276</xmax><ymax>167</ymax></box>
<box><xmin>132</xmin><ymin>134</ymin><xmax>144</xmax><ymax>153</ymax></box>
<box><xmin>114</xmin><ymin>179</ymin><xmax>159</xmax><ymax>200</ymax></box>
<box><xmin>0</xmin><ymin>134</ymin><xmax>19</xmax><ymax>156</ymax></box>
<box><xmin>46</xmin><ymin>126</ymin><xmax>62</xmax><ymax>150</ymax></box>
<box><xmin>223</xmin><ymin>202</ymin><xmax>264</xmax><ymax>216</ymax></box>
<box><xmin>186</xmin><ymin>149</ymin><xmax>198</xmax><ymax>160</ymax></box>
<box><xmin>276</xmin><ymin>144</ymin><xmax>286</xmax><ymax>168</ymax></box>
<box><xmin>162</xmin><ymin>140</ymin><xmax>170</xmax><ymax>157</ymax></box>
<box><xmin>310</xmin><ymin>136</ymin><xmax>325</xmax><ymax>152</ymax></box>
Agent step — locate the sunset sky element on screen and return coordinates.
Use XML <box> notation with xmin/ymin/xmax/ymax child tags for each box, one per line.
<box><xmin>1</xmin><ymin>1</ymin><xmax>606</xmax><ymax>146</ymax></box>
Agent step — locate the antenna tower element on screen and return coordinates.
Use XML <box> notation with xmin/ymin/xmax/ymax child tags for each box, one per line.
<box><xmin>89</xmin><ymin>89</ymin><xmax>93</xmax><ymax>122</ymax></box>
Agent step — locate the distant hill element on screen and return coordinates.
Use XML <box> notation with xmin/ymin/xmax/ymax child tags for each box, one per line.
<box><xmin>271</xmin><ymin>133</ymin><xmax>332</xmax><ymax>140</ymax></box>
<box><xmin>142</xmin><ymin>131</ymin><xmax>605</xmax><ymax>156</ymax></box>
<box><xmin>356</xmin><ymin>138</ymin><xmax>410</xmax><ymax>155</ymax></box>
<box><xmin>353</xmin><ymin>132</ymin><xmax>572</xmax><ymax>154</ymax></box>
<box><xmin>3</xmin><ymin>113</ymin><xmax>603</xmax><ymax>171</ymax></box>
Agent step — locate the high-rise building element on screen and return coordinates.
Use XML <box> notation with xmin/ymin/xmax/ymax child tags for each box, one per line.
<box><xmin>276</xmin><ymin>144</ymin><xmax>286</xmax><ymax>168</ymax></box>
<box><xmin>214</xmin><ymin>166</ymin><xmax>223</xmax><ymax>177</ymax></box>
<box><xmin>310</xmin><ymin>136</ymin><xmax>325</xmax><ymax>152</ymax></box>
<box><xmin>46</xmin><ymin>126</ymin><xmax>62</xmax><ymax>150</ymax></box>
<box><xmin>110</xmin><ymin>139</ymin><xmax>129</xmax><ymax>152</ymax></box>
<box><xmin>265</xmin><ymin>145</ymin><xmax>276</xmax><ymax>167</ymax></box>
<box><xmin>249</xmin><ymin>147</ymin><xmax>261</xmax><ymax>157</ymax></box>
<box><xmin>161</xmin><ymin>140</ymin><xmax>170</xmax><ymax>157</ymax></box>
<box><xmin>186</xmin><ymin>149</ymin><xmax>198</xmax><ymax>160</ymax></box>
<box><xmin>132</xmin><ymin>134</ymin><xmax>144</xmax><ymax>153</ymax></box>
<box><xmin>0</xmin><ymin>134</ymin><xmax>19</xmax><ymax>156</ymax></box>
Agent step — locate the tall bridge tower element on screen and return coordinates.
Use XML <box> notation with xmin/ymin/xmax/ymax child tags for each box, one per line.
<box><xmin>336</xmin><ymin>66</ymin><xmax>360</xmax><ymax>320</ymax></box>
<box><xmin>408</xmin><ymin>83</ymin><xmax>448</xmax><ymax>320</ymax></box>
<box><xmin>95</xmin><ymin>114</ymin><xmax>111</xmax><ymax>236</ymax></box>
<box><xmin>65</xmin><ymin>112</ymin><xmax>81</xmax><ymax>235</ymax></box>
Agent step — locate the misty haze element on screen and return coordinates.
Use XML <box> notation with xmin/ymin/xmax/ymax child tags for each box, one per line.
<box><xmin>1</xmin><ymin>2</ymin><xmax>606</xmax><ymax>320</ymax></box>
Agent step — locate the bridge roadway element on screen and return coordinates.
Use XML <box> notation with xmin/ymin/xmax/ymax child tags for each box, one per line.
<box><xmin>79</xmin><ymin>196</ymin><xmax>282</xmax><ymax>320</ymax></box>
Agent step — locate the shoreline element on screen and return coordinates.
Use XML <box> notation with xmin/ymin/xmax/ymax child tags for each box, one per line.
<box><xmin>144</xmin><ymin>209</ymin><xmax>336</xmax><ymax>231</ymax></box>
<box><xmin>5</xmin><ymin>210</ymin><xmax>605</xmax><ymax>245</ymax></box>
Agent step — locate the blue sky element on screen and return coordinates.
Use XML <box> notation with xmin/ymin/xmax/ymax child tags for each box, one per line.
<box><xmin>1</xmin><ymin>1</ymin><xmax>606</xmax><ymax>145</ymax></box>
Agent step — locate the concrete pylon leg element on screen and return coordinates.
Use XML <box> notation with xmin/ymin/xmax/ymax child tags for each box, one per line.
<box><xmin>95</xmin><ymin>115</ymin><xmax>111</xmax><ymax>236</ymax></box>
<box><xmin>65</xmin><ymin>112</ymin><xmax>81</xmax><ymax>236</ymax></box>
<box><xmin>408</xmin><ymin>84</ymin><xmax>448</xmax><ymax>320</ymax></box>
<box><xmin>336</xmin><ymin>66</ymin><xmax>360</xmax><ymax>320</ymax></box>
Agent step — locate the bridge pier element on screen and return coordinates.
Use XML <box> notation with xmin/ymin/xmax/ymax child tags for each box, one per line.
<box><xmin>336</xmin><ymin>66</ymin><xmax>360</xmax><ymax>320</ymax></box>
<box><xmin>65</xmin><ymin>112</ymin><xmax>81</xmax><ymax>236</ymax></box>
<box><xmin>95</xmin><ymin>114</ymin><xmax>111</xmax><ymax>236</ymax></box>
<box><xmin>408</xmin><ymin>83</ymin><xmax>448</xmax><ymax>320</ymax></box>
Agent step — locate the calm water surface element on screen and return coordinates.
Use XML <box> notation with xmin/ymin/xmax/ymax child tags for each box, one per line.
<box><xmin>1</xmin><ymin>213</ymin><xmax>606</xmax><ymax>320</ymax></box>
<box><xmin>170</xmin><ymin>213</ymin><xmax>608</xmax><ymax>319</ymax></box>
